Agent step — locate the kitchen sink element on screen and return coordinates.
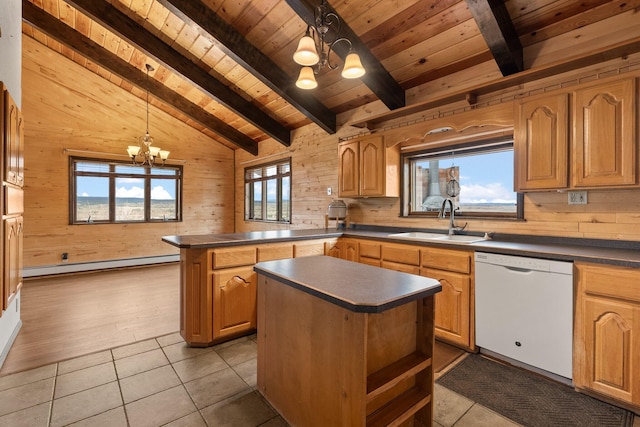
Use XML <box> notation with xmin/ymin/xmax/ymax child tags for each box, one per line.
<box><xmin>388</xmin><ymin>232</ymin><xmax>486</xmax><ymax>244</ymax></box>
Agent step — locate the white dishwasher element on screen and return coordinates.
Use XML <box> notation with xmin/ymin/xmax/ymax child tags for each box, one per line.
<box><xmin>474</xmin><ymin>252</ymin><xmax>573</xmax><ymax>380</ymax></box>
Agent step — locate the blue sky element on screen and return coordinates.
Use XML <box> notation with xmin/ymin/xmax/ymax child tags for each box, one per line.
<box><xmin>77</xmin><ymin>177</ymin><xmax>176</xmax><ymax>200</ymax></box>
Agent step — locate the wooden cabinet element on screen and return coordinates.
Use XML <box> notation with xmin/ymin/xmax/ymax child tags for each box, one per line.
<box><xmin>574</xmin><ymin>262</ymin><xmax>640</xmax><ymax>408</ymax></box>
<box><xmin>3</xmin><ymin>216</ymin><xmax>22</xmax><ymax>311</ymax></box>
<box><xmin>381</xmin><ymin>243</ymin><xmax>421</xmax><ymax>274</ymax></box>
<box><xmin>213</xmin><ymin>266</ymin><xmax>256</xmax><ymax>340</ymax></box>
<box><xmin>4</xmin><ymin>89</ymin><xmax>24</xmax><ymax>187</ymax></box>
<box><xmin>421</xmin><ymin>247</ymin><xmax>474</xmax><ymax>350</ymax></box>
<box><xmin>515</xmin><ymin>76</ymin><xmax>638</xmax><ymax>191</ymax></box>
<box><xmin>181</xmin><ymin>239</ymin><xmax>329</xmax><ymax>346</ymax></box>
<box><xmin>572</xmin><ymin>78</ymin><xmax>637</xmax><ymax>188</ymax></box>
<box><xmin>327</xmin><ymin>238</ymin><xmax>359</xmax><ymax>262</ymax></box>
<box><xmin>338</xmin><ymin>135</ymin><xmax>400</xmax><ymax>197</ymax></box>
<box><xmin>358</xmin><ymin>240</ymin><xmax>381</xmax><ymax>267</ymax></box>
<box><xmin>256</xmin><ymin>257</ymin><xmax>438</xmax><ymax>427</ymax></box>
<box><xmin>1</xmin><ymin>84</ymin><xmax>24</xmax><ymax>315</ymax></box>
<box><xmin>515</xmin><ymin>93</ymin><xmax>569</xmax><ymax>191</ymax></box>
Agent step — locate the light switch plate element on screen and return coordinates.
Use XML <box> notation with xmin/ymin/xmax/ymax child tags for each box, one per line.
<box><xmin>568</xmin><ymin>191</ymin><xmax>587</xmax><ymax>205</ymax></box>
<box><xmin>327</xmin><ymin>187</ymin><xmax>332</xmax><ymax>195</ymax></box>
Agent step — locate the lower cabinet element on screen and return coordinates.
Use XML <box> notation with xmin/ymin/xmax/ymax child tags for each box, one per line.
<box><xmin>574</xmin><ymin>262</ymin><xmax>640</xmax><ymax>407</ymax></box>
<box><xmin>421</xmin><ymin>247</ymin><xmax>474</xmax><ymax>350</ymax></box>
<box><xmin>381</xmin><ymin>243</ymin><xmax>421</xmax><ymax>274</ymax></box>
<box><xmin>327</xmin><ymin>237</ymin><xmax>359</xmax><ymax>261</ymax></box>
<box><xmin>3</xmin><ymin>215</ymin><xmax>23</xmax><ymax>311</ymax></box>
<box><xmin>213</xmin><ymin>266</ymin><xmax>257</xmax><ymax>340</ymax></box>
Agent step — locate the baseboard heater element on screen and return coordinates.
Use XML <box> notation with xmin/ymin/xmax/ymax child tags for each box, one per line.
<box><xmin>23</xmin><ymin>254</ymin><xmax>180</xmax><ymax>278</ymax></box>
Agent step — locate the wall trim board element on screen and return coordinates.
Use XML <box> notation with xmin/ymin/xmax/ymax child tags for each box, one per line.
<box><xmin>23</xmin><ymin>254</ymin><xmax>179</xmax><ymax>278</ymax></box>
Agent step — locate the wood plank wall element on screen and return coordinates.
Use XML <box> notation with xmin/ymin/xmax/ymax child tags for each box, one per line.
<box><xmin>236</xmin><ymin>52</ymin><xmax>640</xmax><ymax>242</ymax></box>
<box><xmin>22</xmin><ymin>36</ymin><xmax>235</xmax><ymax>268</ymax></box>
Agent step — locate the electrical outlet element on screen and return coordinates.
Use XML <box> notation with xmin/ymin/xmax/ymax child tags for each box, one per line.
<box><xmin>327</xmin><ymin>187</ymin><xmax>332</xmax><ymax>195</ymax></box>
<box><xmin>62</xmin><ymin>252</ymin><xmax>69</xmax><ymax>263</ymax></box>
<box><xmin>568</xmin><ymin>191</ymin><xmax>587</xmax><ymax>205</ymax></box>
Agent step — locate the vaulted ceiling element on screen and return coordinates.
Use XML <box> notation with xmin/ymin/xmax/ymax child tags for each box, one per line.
<box><xmin>21</xmin><ymin>0</ymin><xmax>640</xmax><ymax>155</ymax></box>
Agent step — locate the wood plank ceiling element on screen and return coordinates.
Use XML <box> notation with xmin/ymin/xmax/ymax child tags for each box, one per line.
<box><xmin>20</xmin><ymin>0</ymin><xmax>640</xmax><ymax>155</ymax></box>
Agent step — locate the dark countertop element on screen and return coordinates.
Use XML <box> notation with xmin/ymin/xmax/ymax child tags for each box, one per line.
<box><xmin>162</xmin><ymin>229</ymin><xmax>343</xmax><ymax>249</ymax></box>
<box><xmin>162</xmin><ymin>226</ymin><xmax>640</xmax><ymax>268</ymax></box>
<box><xmin>254</xmin><ymin>256</ymin><xmax>442</xmax><ymax>313</ymax></box>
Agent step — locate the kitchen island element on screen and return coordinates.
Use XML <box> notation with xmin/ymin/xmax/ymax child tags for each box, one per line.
<box><xmin>254</xmin><ymin>256</ymin><xmax>442</xmax><ymax>427</ymax></box>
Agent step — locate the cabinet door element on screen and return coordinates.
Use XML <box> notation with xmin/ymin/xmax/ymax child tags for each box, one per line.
<box><xmin>4</xmin><ymin>91</ymin><xmax>19</xmax><ymax>185</ymax></box>
<box><xmin>359</xmin><ymin>136</ymin><xmax>385</xmax><ymax>196</ymax></box>
<box><xmin>572</xmin><ymin>78</ymin><xmax>637</xmax><ymax>187</ymax></box>
<box><xmin>515</xmin><ymin>94</ymin><xmax>569</xmax><ymax>190</ymax></box>
<box><xmin>574</xmin><ymin>262</ymin><xmax>640</xmax><ymax>405</ymax></box>
<box><xmin>338</xmin><ymin>140</ymin><xmax>359</xmax><ymax>197</ymax></box>
<box><xmin>3</xmin><ymin>217</ymin><xmax>22</xmax><ymax>309</ymax></box>
<box><xmin>342</xmin><ymin>239</ymin><xmax>358</xmax><ymax>262</ymax></box>
<box><xmin>423</xmin><ymin>268</ymin><xmax>470</xmax><ymax>348</ymax></box>
<box><xmin>213</xmin><ymin>266</ymin><xmax>257</xmax><ymax>340</ymax></box>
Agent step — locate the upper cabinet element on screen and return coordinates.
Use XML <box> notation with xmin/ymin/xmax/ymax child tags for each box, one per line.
<box><xmin>338</xmin><ymin>135</ymin><xmax>399</xmax><ymax>197</ymax></box>
<box><xmin>4</xmin><ymin>88</ymin><xmax>24</xmax><ymax>187</ymax></box>
<box><xmin>515</xmin><ymin>75</ymin><xmax>638</xmax><ymax>191</ymax></box>
<box><xmin>572</xmin><ymin>78</ymin><xmax>636</xmax><ymax>188</ymax></box>
<box><xmin>515</xmin><ymin>93</ymin><xmax>569</xmax><ymax>191</ymax></box>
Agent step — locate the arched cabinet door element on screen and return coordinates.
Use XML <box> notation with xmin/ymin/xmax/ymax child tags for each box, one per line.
<box><xmin>574</xmin><ymin>262</ymin><xmax>640</xmax><ymax>406</ymax></box>
<box><xmin>514</xmin><ymin>93</ymin><xmax>569</xmax><ymax>191</ymax></box>
<box><xmin>213</xmin><ymin>266</ymin><xmax>257</xmax><ymax>340</ymax></box>
<box><xmin>572</xmin><ymin>78</ymin><xmax>637</xmax><ymax>188</ymax></box>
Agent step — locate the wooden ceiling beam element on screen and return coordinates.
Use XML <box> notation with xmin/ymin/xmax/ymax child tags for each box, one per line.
<box><xmin>285</xmin><ymin>0</ymin><xmax>405</xmax><ymax>111</ymax></box>
<box><xmin>22</xmin><ymin>1</ymin><xmax>259</xmax><ymax>155</ymax></box>
<box><xmin>157</xmin><ymin>0</ymin><xmax>336</xmax><ymax>135</ymax></box>
<box><xmin>466</xmin><ymin>0</ymin><xmax>523</xmax><ymax>76</ymax></box>
<box><xmin>61</xmin><ymin>0</ymin><xmax>291</xmax><ymax>147</ymax></box>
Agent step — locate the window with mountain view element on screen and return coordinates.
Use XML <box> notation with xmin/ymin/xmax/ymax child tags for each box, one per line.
<box><xmin>401</xmin><ymin>139</ymin><xmax>522</xmax><ymax>219</ymax></box>
<box><xmin>244</xmin><ymin>158</ymin><xmax>291</xmax><ymax>223</ymax></box>
<box><xmin>70</xmin><ymin>157</ymin><xmax>182</xmax><ymax>224</ymax></box>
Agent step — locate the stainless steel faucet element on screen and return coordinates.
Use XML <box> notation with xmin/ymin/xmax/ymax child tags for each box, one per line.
<box><xmin>439</xmin><ymin>198</ymin><xmax>466</xmax><ymax>235</ymax></box>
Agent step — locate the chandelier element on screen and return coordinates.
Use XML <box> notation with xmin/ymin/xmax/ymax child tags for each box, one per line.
<box><xmin>127</xmin><ymin>64</ymin><xmax>169</xmax><ymax>167</ymax></box>
<box><xmin>292</xmin><ymin>0</ymin><xmax>365</xmax><ymax>89</ymax></box>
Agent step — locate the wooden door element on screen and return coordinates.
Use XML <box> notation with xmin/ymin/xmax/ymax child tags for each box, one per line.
<box><xmin>212</xmin><ymin>266</ymin><xmax>257</xmax><ymax>340</ymax></box>
<box><xmin>3</xmin><ymin>217</ymin><xmax>21</xmax><ymax>309</ymax></box>
<box><xmin>4</xmin><ymin>91</ymin><xmax>19</xmax><ymax>185</ymax></box>
<box><xmin>515</xmin><ymin>94</ymin><xmax>569</xmax><ymax>190</ymax></box>
<box><xmin>359</xmin><ymin>135</ymin><xmax>385</xmax><ymax>196</ymax></box>
<box><xmin>342</xmin><ymin>239</ymin><xmax>359</xmax><ymax>262</ymax></box>
<box><xmin>423</xmin><ymin>268</ymin><xmax>470</xmax><ymax>348</ymax></box>
<box><xmin>338</xmin><ymin>140</ymin><xmax>359</xmax><ymax>197</ymax></box>
<box><xmin>574</xmin><ymin>262</ymin><xmax>640</xmax><ymax>406</ymax></box>
<box><xmin>572</xmin><ymin>78</ymin><xmax>637</xmax><ymax>187</ymax></box>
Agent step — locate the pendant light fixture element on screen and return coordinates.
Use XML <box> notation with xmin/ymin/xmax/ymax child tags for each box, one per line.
<box><xmin>127</xmin><ymin>64</ymin><xmax>169</xmax><ymax>167</ymax></box>
<box><xmin>293</xmin><ymin>0</ymin><xmax>365</xmax><ymax>89</ymax></box>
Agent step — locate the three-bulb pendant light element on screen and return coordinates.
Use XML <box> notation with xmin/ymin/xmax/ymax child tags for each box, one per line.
<box><xmin>293</xmin><ymin>0</ymin><xmax>365</xmax><ymax>89</ymax></box>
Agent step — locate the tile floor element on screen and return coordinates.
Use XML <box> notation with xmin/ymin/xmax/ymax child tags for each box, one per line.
<box><xmin>0</xmin><ymin>332</ymin><xmax>520</xmax><ymax>427</ymax></box>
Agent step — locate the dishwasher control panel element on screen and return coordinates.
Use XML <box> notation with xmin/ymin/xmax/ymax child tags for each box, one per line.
<box><xmin>475</xmin><ymin>252</ymin><xmax>572</xmax><ymax>274</ymax></box>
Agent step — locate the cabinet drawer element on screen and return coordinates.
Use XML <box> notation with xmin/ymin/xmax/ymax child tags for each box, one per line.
<box><xmin>421</xmin><ymin>248</ymin><xmax>471</xmax><ymax>274</ymax></box>
<box><xmin>294</xmin><ymin>240</ymin><xmax>326</xmax><ymax>257</ymax></box>
<box><xmin>359</xmin><ymin>241</ymin><xmax>381</xmax><ymax>259</ymax></box>
<box><xmin>381</xmin><ymin>244</ymin><xmax>420</xmax><ymax>266</ymax></box>
<box><xmin>257</xmin><ymin>243</ymin><xmax>293</xmax><ymax>262</ymax></box>
<box><xmin>4</xmin><ymin>185</ymin><xmax>23</xmax><ymax>215</ymax></box>
<box><xmin>211</xmin><ymin>246</ymin><xmax>256</xmax><ymax>269</ymax></box>
<box><xmin>577</xmin><ymin>262</ymin><xmax>640</xmax><ymax>302</ymax></box>
<box><xmin>381</xmin><ymin>261</ymin><xmax>420</xmax><ymax>275</ymax></box>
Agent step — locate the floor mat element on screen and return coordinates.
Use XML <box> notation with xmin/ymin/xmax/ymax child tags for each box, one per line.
<box><xmin>437</xmin><ymin>353</ymin><xmax>634</xmax><ymax>427</ymax></box>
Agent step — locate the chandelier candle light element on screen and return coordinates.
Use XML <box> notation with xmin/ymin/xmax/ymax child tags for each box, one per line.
<box><xmin>127</xmin><ymin>63</ymin><xmax>169</xmax><ymax>167</ymax></box>
<box><xmin>293</xmin><ymin>0</ymin><xmax>365</xmax><ymax>89</ymax></box>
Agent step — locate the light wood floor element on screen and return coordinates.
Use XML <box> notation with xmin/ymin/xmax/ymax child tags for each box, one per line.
<box><xmin>0</xmin><ymin>263</ymin><xmax>180</xmax><ymax>376</ymax></box>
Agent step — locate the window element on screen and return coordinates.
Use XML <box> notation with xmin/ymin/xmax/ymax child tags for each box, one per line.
<box><xmin>244</xmin><ymin>158</ymin><xmax>291</xmax><ymax>223</ymax></box>
<box><xmin>70</xmin><ymin>157</ymin><xmax>182</xmax><ymax>224</ymax></box>
<box><xmin>402</xmin><ymin>139</ymin><xmax>522</xmax><ymax>219</ymax></box>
